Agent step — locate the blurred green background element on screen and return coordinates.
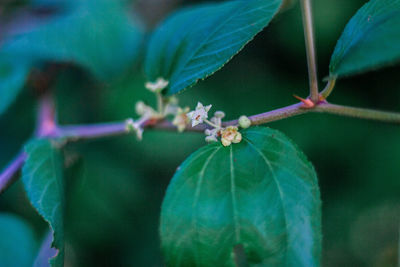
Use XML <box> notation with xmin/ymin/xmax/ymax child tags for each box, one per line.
<box><xmin>0</xmin><ymin>0</ymin><xmax>399</xmax><ymax>266</ymax></box>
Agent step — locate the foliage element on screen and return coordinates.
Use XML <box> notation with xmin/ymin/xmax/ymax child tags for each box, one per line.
<box><xmin>22</xmin><ymin>139</ymin><xmax>64</xmax><ymax>267</ymax></box>
<box><xmin>330</xmin><ymin>0</ymin><xmax>400</xmax><ymax>77</ymax></box>
<box><xmin>161</xmin><ymin>127</ymin><xmax>321</xmax><ymax>266</ymax></box>
<box><xmin>0</xmin><ymin>0</ymin><xmax>399</xmax><ymax>266</ymax></box>
<box><xmin>145</xmin><ymin>0</ymin><xmax>282</xmax><ymax>95</ymax></box>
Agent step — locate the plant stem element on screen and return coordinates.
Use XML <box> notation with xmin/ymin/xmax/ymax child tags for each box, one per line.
<box><xmin>0</xmin><ymin>152</ymin><xmax>26</xmax><ymax>194</ymax></box>
<box><xmin>0</xmin><ymin>92</ymin><xmax>57</xmax><ymax>194</ymax></box>
<box><xmin>156</xmin><ymin>92</ymin><xmax>164</xmax><ymax>114</ymax></box>
<box><xmin>300</xmin><ymin>0</ymin><xmax>319</xmax><ymax>103</ymax></box>
<box><xmin>320</xmin><ymin>78</ymin><xmax>336</xmax><ymax>99</ymax></box>
<box><xmin>204</xmin><ymin>119</ymin><xmax>221</xmax><ymax>129</ymax></box>
<box><xmin>2</xmin><ymin>100</ymin><xmax>400</xmax><ymax>194</ymax></box>
<box><xmin>59</xmin><ymin>122</ymin><xmax>129</xmax><ymax>140</ymax></box>
<box><xmin>314</xmin><ymin>103</ymin><xmax>400</xmax><ymax>123</ymax></box>
<box><xmin>233</xmin><ymin>103</ymin><xmax>307</xmax><ymax>126</ymax></box>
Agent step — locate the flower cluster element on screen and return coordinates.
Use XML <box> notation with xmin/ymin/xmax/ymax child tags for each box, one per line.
<box><xmin>220</xmin><ymin>126</ymin><xmax>242</xmax><ymax>147</ymax></box>
<box><xmin>130</xmin><ymin>78</ymin><xmax>251</xmax><ymax>145</ymax></box>
<box><xmin>185</xmin><ymin>102</ymin><xmax>251</xmax><ymax>147</ymax></box>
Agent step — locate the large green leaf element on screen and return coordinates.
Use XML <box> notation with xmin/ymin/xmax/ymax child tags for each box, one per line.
<box><xmin>0</xmin><ymin>213</ymin><xmax>38</xmax><ymax>267</ymax></box>
<box><xmin>2</xmin><ymin>0</ymin><xmax>143</xmax><ymax>79</ymax></box>
<box><xmin>161</xmin><ymin>127</ymin><xmax>321</xmax><ymax>266</ymax></box>
<box><xmin>22</xmin><ymin>139</ymin><xmax>64</xmax><ymax>267</ymax></box>
<box><xmin>0</xmin><ymin>59</ymin><xmax>29</xmax><ymax>116</ymax></box>
<box><xmin>145</xmin><ymin>0</ymin><xmax>282</xmax><ymax>95</ymax></box>
<box><xmin>329</xmin><ymin>0</ymin><xmax>400</xmax><ymax>77</ymax></box>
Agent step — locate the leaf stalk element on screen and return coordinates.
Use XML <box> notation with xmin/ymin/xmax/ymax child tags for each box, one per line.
<box><xmin>300</xmin><ymin>0</ymin><xmax>319</xmax><ymax>103</ymax></box>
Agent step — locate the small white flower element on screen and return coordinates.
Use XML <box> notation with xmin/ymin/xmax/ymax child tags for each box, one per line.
<box><xmin>220</xmin><ymin>126</ymin><xmax>242</xmax><ymax>147</ymax></box>
<box><xmin>187</xmin><ymin>102</ymin><xmax>212</xmax><ymax>127</ymax></box>
<box><xmin>135</xmin><ymin>101</ymin><xmax>156</xmax><ymax>117</ymax></box>
<box><xmin>125</xmin><ymin>118</ymin><xmax>144</xmax><ymax>140</ymax></box>
<box><xmin>145</xmin><ymin>78</ymin><xmax>169</xmax><ymax>93</ymax></box>
<box><xmin>214</xmin><ymin>111</ymin><xmax>225</xmax><ymax>119</ymax></box>
<box><xmin>172</xmin><ymin>107</ymin><xmax>190</xmax><ymax>132</ymax></box>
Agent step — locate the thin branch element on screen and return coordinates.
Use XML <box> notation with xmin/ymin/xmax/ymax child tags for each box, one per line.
<box><xmin>225</xmin><ymin>103</ymin><xmax>307</xmax><ymax>126</ymax></box>
<box><xmin>59</xmin><ymin>122</ymin><xmax>129</xmax><ymax>141</ymax></box>
<box><xmin>0</xmin><ymin>152</ymin><xmax>26</xmax><ymax>194</ymax></box>
<box><xmin>0</xmin><ymin>92</ymin><xmax>57</xmax><ymax>194</ymax></box>
<box><xmin>320</xmin><ymin>78</ymin><xmax>336</xmax><ymax>99</ymax></box>
<box><xmin>300</xmin><ymin>0</ymin><xmax>319</xmax><ymax>103</ymax></box>
<box><xmin>2</xmin><ymin>99</ymin><xmax>400</xmax><ymax>194</ymax></box>
<box><xmin>314</xmin><ymin>103</ymin><xmax>400</xmax><ymax>124</ymax></box>
<box><xmin>36</xmin><ymin>92</ymin><xmax>57</xmax><ymax>136</ymax></box>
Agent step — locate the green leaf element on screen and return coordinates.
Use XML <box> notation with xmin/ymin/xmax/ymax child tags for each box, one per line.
<box><xmin>22</xmin><ymin>139</ymin><xmax>65</xmax><ymax>267</ymax></box>
<box><xmin>2</xmin><ymin>0</ymin><xmax>143</xmax><ymax>79</ymax></box>
<box><xmin>145</xmin><ymin>0</ymin><xmax>283</xmax><ymax>95</ymax></box>
<box><xmin>329</xmin><ymin>0</ymin><xmax>400</xmax><ymax>77</ymax></box>
<box><xmin>0</xmin><ymin>213</ymin><xmax>38</xmax><ymax>267</ymax></box>
<box><xmin>0</xmin><ymin>59</ymin><xmax>30</xmax><ymax>116</ymax></box>
<box><xmin>161</xmin><ymin>127</ymin><xmax>321</xmax><ymax>266</ymax></box>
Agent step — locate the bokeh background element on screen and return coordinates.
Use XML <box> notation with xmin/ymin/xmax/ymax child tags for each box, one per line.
<box><xmin>0</xmin><ymin>0</ymin><xmax>399</xmax><ymax>266</ymax></box>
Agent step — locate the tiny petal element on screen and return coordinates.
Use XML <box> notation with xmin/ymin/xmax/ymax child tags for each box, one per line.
<box><xmin>205</xmin><ymin>135</ymin><xmax>218</xmax><ymax>143</ymax></box>
<box><xmin>232</xmin><ymin>132</ymin><xmax>242</xmax><ymax>143</ymax></box>
<box><xmin>135</xmin><ymin>101</ymin><xmax>147</xmax><ymax>115</ymax></box>
<box><xmin>221</xmin><ymin>137</ymin><xmax>231</xmax><ymax>147</ymax></box>
<box><xmin>125</xmin><ymin>119</ymin><xmax>144</xmax><ymax>140</ymax></box>
<box><xmin>136</xmin><ymin>128</ymin><xmax>144</xmax><ymax>140</ymax></box>
<box><xmin>187</xmin><ymin>111</ymin><xmax>195</xmax><ymax>119</ymax></box>
<box><xmin>220</xmin><ymin>126</ymin><xmax>242</xmax><ymax>146</ymax></box>
<box><xmin>192</xmin><ymin>119</ymin><xmax>201</xmax><ymax>127</ymax></box>
<box><xmin>205</xmin><ymin>105</ymin><xmax>212</xmax><ymax>112</ymax></box>
<box><xmin>172</xmin><ymin>110</ymin><xmax>189</xmax><ymax>133</ymax></box>
<box><xmin>145</xmin><ymin>78</ymin><xmax>169</xmax><ymax>93</ymax></box>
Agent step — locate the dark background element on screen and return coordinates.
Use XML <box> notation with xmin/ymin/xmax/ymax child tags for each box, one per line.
<box><xmin>0</xmin><ymin>0</ymin><xmax>399</xmax><ymax>266</ymax></box>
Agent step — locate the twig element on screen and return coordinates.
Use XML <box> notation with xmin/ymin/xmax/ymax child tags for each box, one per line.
<box><xmin>2</xmin><ymin>99</ymin><xmax>400</xmax><ymax>194</ymax></box>
<box><xmin>300</xmin><ymin>0</ymin><xmax>319</xmax><ymax>103</ymax></box>
<box><xmin>0</xmin><ymin>92</ymin><xmax>56</xmax><ymax>194</ymax></box>
<box><xmin>314</xmin><ymin>103</ymin><xmax>400</xmax><ymax>123</ymax></box>
<box><xmin>0</xmin><ymin>152</ymin><xmax>27</xmax><ymax>194</ymax></box>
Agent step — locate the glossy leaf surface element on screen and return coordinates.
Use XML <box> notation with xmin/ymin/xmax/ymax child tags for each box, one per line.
<box><xmin>22</xmin><ymin>139</ymin><xmax>64</xmax><ymax>267</ymax></box>
<box><xmin>145</xmin><ymin>0</ymin><xmax>282</xmax><ymax>95</ymax></box>
<box><xmin>330</xmin><ymin>0</ymin><xmax>400</xmax><ymax>77</ymax></box>
<box><xmin>161</xmin><ymin>127</ymin><xmax>321</xmax><ymax>266</ymax></box>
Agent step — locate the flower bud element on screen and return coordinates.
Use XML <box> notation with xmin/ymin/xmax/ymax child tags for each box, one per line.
<box><xmin>135</xmin><ymin>101</ymin><xmax>147</xmax><ymax>116</ymax></box>
<box><xmin>214</xmin><ymin>111</ymin><xmax>225</xmax><ymax>118</ymax></box>
<box><xmin>238</xmin><ymin>115</ymin><xmax>251</xmax><ymax>129</ymax></box>
<box><xmin>205</xmin><ymin>135</ymin><xmax>218</xmax><ymax>143</ymax></box>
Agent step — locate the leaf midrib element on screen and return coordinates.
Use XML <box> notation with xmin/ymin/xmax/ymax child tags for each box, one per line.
<box><xmin>243</xmin><ymin>137</ymin><xmax>289</xmax><ymax>264</ymax></box>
